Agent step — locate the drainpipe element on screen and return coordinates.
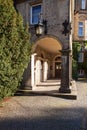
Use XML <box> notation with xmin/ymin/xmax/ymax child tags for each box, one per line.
<box><xmin>69</xmin><ymin>0</ymin><xmax>74</xmax><ymax>83</ymax></box>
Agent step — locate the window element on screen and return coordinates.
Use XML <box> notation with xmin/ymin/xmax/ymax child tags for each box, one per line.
<box><xmin>81</xmin><ymin>0</ymin><xmax>86</xmax><ymax>9</ymax></box>
<box><xmin>78</xmin><ymin>22</ymin><xmax>84</xmax><ymax>36</ymax></box>
<box><xmin>31</xmin><ymin>4</ymin><xmax>41</xmax><ymax>24</ymax></box>
<box><xmin>78</xmin><ymin>51</ymin><xmax>84</xmax><ymax>62</ymax></box>
<box><xmin>78</xmin><ymin>45</ymin><xmax>84</xmax><ymax>62</ymax></box>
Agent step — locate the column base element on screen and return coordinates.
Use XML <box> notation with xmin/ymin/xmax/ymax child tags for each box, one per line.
<box><xmin>59</xmin><ymin>87</ymin><xmax>71</xmax><ymax>93</ymax></box>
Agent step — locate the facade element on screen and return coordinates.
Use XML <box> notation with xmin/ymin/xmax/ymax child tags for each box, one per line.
<box><xmin>74</xmin><ymin>0</ymin><xmax>87</xmax><ymax>41</ymax></box>
<box><xmin>14</xmin><ymin>0</ymin><xmax>74</xmax><ymax>93</ymax></box>
<box><xmin>74</xmin><ymin>0</ymin><xmax>87</xmax><ymax>77</ymax></box>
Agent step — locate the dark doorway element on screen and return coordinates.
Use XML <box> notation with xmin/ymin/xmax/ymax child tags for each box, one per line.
<box><xmin>55</xmin><ymin>62</ymin><xmax>61</xmax><ymax>79</ymax></box>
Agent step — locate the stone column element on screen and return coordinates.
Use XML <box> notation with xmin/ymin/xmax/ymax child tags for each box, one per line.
<box><xmin>43</xmin><ymin>61</ymin><xmax>48</xmax><ymax>81</ymax></box>
<box><xmin>36</xmin><ymin>60</ymin><xmax>41</xmax><ymax>84</ymax></box>
<box><xmin>31</xmin><ymin>53</ymin><xmax>37</xmax><ymax>89</ymax></box>
<box><xmin>59</xmin><ymin>49</ymin><xmax>71</xmax><ymax>93</ymax></box>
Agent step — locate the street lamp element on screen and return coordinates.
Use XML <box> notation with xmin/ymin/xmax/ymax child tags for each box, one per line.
<box><xmin>35</xmin><ymin>13</ymin><xmax>47</xmax><ymax>36</ymax></box>
<box><xmin>35</xmin><ymin>21</ymin><xmax>44</xmax><ymax>36</ymax></box>
<box><xmin>35</xmin><ymin>15</ymin><xmax>71</xmax><ymax>36</ymax></box>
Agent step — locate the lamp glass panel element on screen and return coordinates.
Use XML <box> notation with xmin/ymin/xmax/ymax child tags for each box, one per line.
<box><xmin>36</xmin><ymin>25</ymin><xmax>44</xmax><ymax>35</ymax></box>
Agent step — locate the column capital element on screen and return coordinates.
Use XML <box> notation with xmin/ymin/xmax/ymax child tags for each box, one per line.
<box><xmin>60</xmin><ymin>49</ymin><xmax>71</xmax><ymax>54</ymax></box>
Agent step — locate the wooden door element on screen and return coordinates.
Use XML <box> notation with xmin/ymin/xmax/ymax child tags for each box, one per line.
<box><xmin>55</xmin><ymin>62</ymin><xmax>61</xmax><ymax>79</ymax></box>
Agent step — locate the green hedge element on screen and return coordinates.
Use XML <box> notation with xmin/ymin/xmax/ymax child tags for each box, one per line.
<box><xmin>0</xmin><ymin>0</ymin><xmax>31</xmax><ymax>100</ymax></box>
<box><xmin>72</xmin><ymin>59</ymin><xmax>78</xmax><ymax>80</ymax></box>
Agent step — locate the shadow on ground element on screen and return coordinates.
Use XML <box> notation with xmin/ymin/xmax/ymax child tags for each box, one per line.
<box><xmin>77</xmin><ymin>78</ymin><xmax>87</xmax><ymax>83</ymax></box>
<box><xmin>0</xmin><ymin>106</ymin><xmax>87</xmax><ymax>130</ymax></box>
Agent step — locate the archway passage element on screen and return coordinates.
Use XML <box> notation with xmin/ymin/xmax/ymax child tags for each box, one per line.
<box><xmin>31</xmin><ymin>37</ymin><xmax>62</xmax><ymax>88</ymax></box>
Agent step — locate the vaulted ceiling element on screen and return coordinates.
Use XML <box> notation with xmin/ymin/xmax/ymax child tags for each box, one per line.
<box><xmin>34</xmin><ymin>37</ymin><xmax>62</xmax><ymax>54</ymax></box>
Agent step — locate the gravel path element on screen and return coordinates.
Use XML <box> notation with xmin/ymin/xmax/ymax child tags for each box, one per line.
<box><xmin>0</xmin><ymin>80</ymin><xmax>87</xmax><ymax>130</ymax></box>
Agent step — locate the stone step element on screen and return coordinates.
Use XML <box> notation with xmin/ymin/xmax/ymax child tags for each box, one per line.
<box><xmin>15</xmin><ymin>80</ymin><xmax>77</xmax><ymax>100</ymax></box>
<box><xmin>36</xmin><ymin>83</ymin><xmax>60</xmax><ymax>87</ymax></box>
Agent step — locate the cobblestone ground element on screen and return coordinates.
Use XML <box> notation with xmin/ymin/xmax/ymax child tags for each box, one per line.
<box><xmin>0</xmin><ymin>80</ymin><xmax>87</xmax><ymax>130</ymax></box>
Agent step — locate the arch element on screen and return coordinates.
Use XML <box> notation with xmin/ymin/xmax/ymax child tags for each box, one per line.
<box><xmin>31</xmin><ymin>35</ymin><xmax>63</xmax><ymax>88</ymax></box>
<box><xmin>53</xmin><ymin>54</ymin><xmax>62</xmax><ymax>61</ymax></box>
<box><xmin>35</xmin><ymin>35</ymin><xmax>63</xmax><ymax>46</ymax></box>
<box><xmin>32</xmin><ymin>35</ymin><xmax>63</xmax><ymax>54</ymax></box>
<box><xmin>79</xmin><ymin>15</ymin><xmax>87</xmax><ymax>20</ymax></box>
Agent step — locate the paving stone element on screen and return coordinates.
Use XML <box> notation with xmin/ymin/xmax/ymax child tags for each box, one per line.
<box><xmin>0</xmin><ymin>80</ymin><xmax>87</xmax><ymax>130</ymax></box>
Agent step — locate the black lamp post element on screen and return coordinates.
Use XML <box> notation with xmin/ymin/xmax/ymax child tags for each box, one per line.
<box><xmin>35</xmin><ymin>13</ymin><xmax>47</xmax><ymax>36</ymax></box>
<box><xmin>59</xmin><ymin>19</ymin><xmax>72</xmax><ymax>93</ymax></box>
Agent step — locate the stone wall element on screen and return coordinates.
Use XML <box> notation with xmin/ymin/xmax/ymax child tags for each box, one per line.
<box><xmin>16</xmin><ymin>0</ymin><xmax>73</xmax><ymax>90</ymax></box>
<box><xmin>16</xmin><ymin>0</ymin><xmax>70</xmax><ymax>49</ymax></box>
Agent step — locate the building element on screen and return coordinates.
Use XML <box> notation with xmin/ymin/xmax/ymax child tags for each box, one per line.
<box><xmin>14</xmin><ymin>0</ymin><xmax>74</xmax><ymax>93</ymax></box>
<box><xmin>74</xmin><ymin>0</ymin><xmax>87</xmax><ymax>77</ymax></box>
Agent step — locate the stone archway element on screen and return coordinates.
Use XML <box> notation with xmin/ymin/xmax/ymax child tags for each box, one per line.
<box><xmin>31</xmin><ymin>36</ymin><xmax>62</xmax><ymax>89</ymax></box>
<box><xmin>32</xmin><ymin>36</ymin><xmax>62</xmax><ymax>54</ymax></box>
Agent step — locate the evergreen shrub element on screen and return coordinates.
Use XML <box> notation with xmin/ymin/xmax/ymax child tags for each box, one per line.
<box><xmin>72</xmin><ymin>59</ymin><xmax>78</xmax><ymax>80</ymax></box>
<box><xmin>0</xmin><ymin>0</ymin><xmax>31</xmax><ymax>100</ymax></box>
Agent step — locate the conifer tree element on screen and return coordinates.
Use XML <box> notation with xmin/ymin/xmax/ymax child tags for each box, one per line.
<box><xmin>0</xmin><ymin>0</ymin><xmax>31</xmax><ymax>99</ymax></box>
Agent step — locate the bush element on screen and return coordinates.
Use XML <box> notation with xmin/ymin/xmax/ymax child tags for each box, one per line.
<box><xmin>72</xmin><ymin>59</ymin><xmax>78</xmax><ymax>80</ymax></box>
<box><xmin>0</xmin><ymin>0</ymin><xmax>31</xmax><ymax>100</ymax></box>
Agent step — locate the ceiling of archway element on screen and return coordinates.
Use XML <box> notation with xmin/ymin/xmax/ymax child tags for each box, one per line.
<box><xmin>35</xmin><ymin>37</ymin><xmax>62</xmax><ymax>54</ymax></box>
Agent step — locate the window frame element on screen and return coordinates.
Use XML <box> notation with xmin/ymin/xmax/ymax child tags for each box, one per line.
<box><xmin>81</xmin><ymin>0</ymin><xmax>86</xmax><ymax>9</ymax></box>
<box><xmin>78</xmin><ymin>22</ymin><xmax>84</xmax><ymax>37</ymax></box>
<box><xmin>78</xmin><ymin>51</ymin><xmax>84</xmax><ymax>62</ymax></box>
<box><xmin>30</xmin><ymin>4</ymin><xmax>42</xmax><ymax>25</ymax></box>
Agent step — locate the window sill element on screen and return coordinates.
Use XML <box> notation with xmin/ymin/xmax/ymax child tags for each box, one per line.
<box><xmin>30</xmin><ymin>23</ymin><xmax>38</xmax><ymax>26</ymax></box>
<box><xmin>78</xmin><ymin>36</ymin><xmax>84</xmax><ymax>38</ymax></box>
